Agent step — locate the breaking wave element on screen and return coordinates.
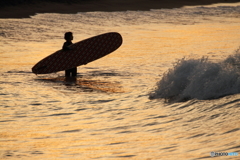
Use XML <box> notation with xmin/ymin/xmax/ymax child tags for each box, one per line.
<box><xmin>149</xmin><ymin>47</ymin><xmax>240</xmax><ymax>102</ymax></box>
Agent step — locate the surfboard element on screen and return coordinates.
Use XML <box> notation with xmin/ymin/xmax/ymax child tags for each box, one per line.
<box><xmin>32</xmin><ymin>32</ymin><xmax>123</xmax><ymax>74</ymax></box>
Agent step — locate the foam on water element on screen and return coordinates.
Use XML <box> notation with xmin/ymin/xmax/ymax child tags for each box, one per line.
<box><xmin>150</xmin><ymin>48</ymin><xmax>240</xmax><ymax>101</ymax></box>
<box><xmin>1</xmin><ymin>3</ymin><xmax>240</xmax><ymax>159</ymax></box>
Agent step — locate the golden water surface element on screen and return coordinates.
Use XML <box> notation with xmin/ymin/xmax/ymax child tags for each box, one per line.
<box><xmin>0</xmin><ymin>3</ymin><xmax>240</xmax><ymax>160</ymax></box>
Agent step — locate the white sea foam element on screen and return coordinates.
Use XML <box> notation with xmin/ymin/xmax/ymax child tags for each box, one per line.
<box><xmin>149</xmin><ymin>47</ymin><xmax>240</xmax><ymax>102</ymax></box>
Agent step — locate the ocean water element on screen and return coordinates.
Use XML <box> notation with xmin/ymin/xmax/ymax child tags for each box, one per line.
<box><xmin>0</xmin><ymin>3</ymin><xmax>240</xmax><ymax>160</ymax></box>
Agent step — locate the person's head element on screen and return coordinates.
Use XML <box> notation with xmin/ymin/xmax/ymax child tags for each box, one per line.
<box><xmin>64</xmin><ymin>32</ymin><xmax>73</xmax><ymax>41</ymax></box>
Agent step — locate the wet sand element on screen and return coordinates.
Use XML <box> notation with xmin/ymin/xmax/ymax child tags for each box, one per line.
<box><xmin>0</xmin><ymin>0</ymin><xmax>240</xmax><ymax>18</ymax></box>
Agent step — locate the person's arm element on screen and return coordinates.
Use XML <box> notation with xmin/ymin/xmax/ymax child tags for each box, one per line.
<box><xmin>62</xmin><ymin>42</ymin><xmax>70</xmax><ymax>51</ymax></box>
<box><xmin>62</xmin><ymin>42</ymin><xmax>72</xmax><ymax>51</ymax></box>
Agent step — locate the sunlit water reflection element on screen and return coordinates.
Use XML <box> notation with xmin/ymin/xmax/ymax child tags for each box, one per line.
<box><xmin>0</xmin><ymin>3</ymin><xmax>240</xmax><ymax>160</ymax></box>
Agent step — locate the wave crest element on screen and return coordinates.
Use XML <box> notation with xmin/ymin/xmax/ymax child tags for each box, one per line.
<box><xmin>149</xmin><ymin>48</ymin><xmax>240</xmax><ymax>102</ymax></box>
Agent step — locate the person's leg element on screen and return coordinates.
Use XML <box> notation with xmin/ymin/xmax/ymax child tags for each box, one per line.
<box><xmin>72</xmin><ymin>67</ymin><xmax>77</xmax><ymax>77</ymax></box>
<box><xmin>65</xmin><ymin>69</ymin><xmax>71</xmax><ymax>77</ymax></box>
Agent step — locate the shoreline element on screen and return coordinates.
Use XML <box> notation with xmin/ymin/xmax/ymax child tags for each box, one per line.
<box><xmin>0</xmin><ymin>0</ymin><xmax>240</xmax><ymax>18</ymax></box>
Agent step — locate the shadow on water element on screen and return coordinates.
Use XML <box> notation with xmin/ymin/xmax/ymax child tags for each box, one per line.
<box><xmin>35</xmin><ymin>76</ymin><xmax>124</xmax><ymax>93</ymax></box>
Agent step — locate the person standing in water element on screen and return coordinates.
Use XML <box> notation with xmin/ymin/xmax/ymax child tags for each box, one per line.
<box><xmin>62</xmin><ymin>32</ymin><xmax>77</xmax><ymax>77</ymax></box>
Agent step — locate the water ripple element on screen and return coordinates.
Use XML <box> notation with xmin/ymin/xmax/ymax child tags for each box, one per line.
<box><xmin>48</xmin><ymin>113</ymin><xmax>75</xmax><ymax>116</ymax></box>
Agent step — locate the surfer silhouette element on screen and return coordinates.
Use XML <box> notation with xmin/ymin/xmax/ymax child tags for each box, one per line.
<box><xmin>62</xmin><ymin>32</ymin><xmax>77</xmax><ymax>77</ymax></box>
